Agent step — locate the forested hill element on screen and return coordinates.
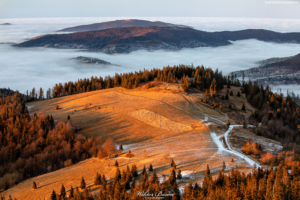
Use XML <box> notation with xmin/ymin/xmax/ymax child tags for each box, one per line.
<box><xmin>211</xmin><ymin>29</ymin><xmax>300</xmax><ymax>43</ymax></box>
<box><xmin>58</xmin><ymin>19</ymin><xmax>191</xmax><ymax>32</ymax></box>
<box><xmin>16</xmin><ymin>27</ymin><xmax>300</xmax><ymax>54</ymax></box>
<box><xmin>233</xmin><ymin>53</ymin><xmax>300</xmax><ymax>85</ymax></box>
<box><xmin>16</xmin><ymin>27</ymin><xmax>231</xmax><ymax>54</ymax></box>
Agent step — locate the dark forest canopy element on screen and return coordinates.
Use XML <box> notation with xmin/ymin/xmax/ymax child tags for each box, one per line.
<box><xmin>25</xmin><ymin>65</ymin><xmax>240</xmax><ymax>101</ymax></box>
<box><xmin>0</xmin><ymin>92</ymin><xmax>117</xmax><ymax>191</ymax></box>
<box><xmin>242</xmin><ymin>81</ymin><xmax>300</xmax><ymax>153</ymax></box>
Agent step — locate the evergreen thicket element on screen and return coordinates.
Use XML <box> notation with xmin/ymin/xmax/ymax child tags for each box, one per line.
<box><xmin>242</xmin><ymin>81</ymin><xmax>300</xmax><ymax>153</ymax></box>
<box><xmin>0</xmin><ymin>92</ymin><xmax>112</xmax><ymax>191</ymax></box>
<box><xmin>26</xmin><ymin>65</ymin><xmax>235</xmax><ymax>101</ymax></box>
<box><xmin>16</xmin><ymin>162</ymin><xmax>299</xmax><ymax>200</ymax></box>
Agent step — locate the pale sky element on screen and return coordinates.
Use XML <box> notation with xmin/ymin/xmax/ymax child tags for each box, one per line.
<box><xmin>0</xmin><ymin>0</ymin><xmax>300</xmax><ymax>19</ymax></box>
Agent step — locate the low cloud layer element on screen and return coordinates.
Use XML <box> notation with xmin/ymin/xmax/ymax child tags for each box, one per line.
<box><xmin>0</xmin><ymin>17</ymin><xmax>300</xmax><ymax>95</ymax></box>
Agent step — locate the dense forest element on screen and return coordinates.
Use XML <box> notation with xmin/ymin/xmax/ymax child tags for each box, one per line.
<box><xmin>0</xmin><ymin>92</ymin><xmax>118</xmax><ymax>191</ymax></box>
<box><xmin>0</xmin><ymin>89</ymin><xmax>25</xmax><ymax>99</ymax></box>
<box><xmin>4</xmin><ymin>162</ymin><xmax>300</xmax><ymax>200</ymax></box>
<box><xmin>25</xmin><ymin>65</ymin><xmax>237</xmax><ymax>101</ymax></box>
<box><xmin>242</xmin><ymin>81</ymin><xmax>300</xmax><ymax>154</ymax></box>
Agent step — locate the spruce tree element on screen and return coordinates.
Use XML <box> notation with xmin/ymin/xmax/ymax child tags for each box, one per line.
<box><xmin>149</xmin><ymin>163</ymin><xmax>153</xmax><ymax>171</ymax></box>
<box><xmin>119</xmin><ymin>143</ymin><xmax>123</xmax><ymax>150</ymax></box>
<box><xmin>114</xmin><ymin>160</ymin><xmax>119</xmax><ymax>167</ymax></box>
<box><xmin>102</xmin><ymin>174</ymin><xmax>106</xmax><ymax>185</ymax></box>
<box><xmin>225</xmin><ymin>93</ymin><xmax>229</xmax><ymax>100</ymax></box>
<box><xmin>114</xmin><ymin>168</ymin><xmax>121</xmax><ymax>183</ymax></box>
<box><xmin>177</xmin><ymin>169</ymin><xmax>182</xmax><ymax>180</ymax></box>
<box><xmin>222</xmin><ymin>161</ymin><xmax>226</xmax><ymax>172</ymax></box>
<box><xmin>205</xmin><ymin>164</ymin><xmax>210</xmax><ymax>176</ymax></box>
<box><xmin>69</xmin><ymin>186</ymin><xmax>74</xmax><ymax>198</ymax></box>
<box><xmin>60</xmin><ymin>184</ymin><xmax>66</xmax><ymax>199</ymax></box>
<box><xmin>50</xmin><ymin>190</ymin><xmax>56</xmax><ymax>200</ymax></box>
<box><xmin>32</xmin><ymin>181</ymin><xmax>37</xmax><ymax>189</ymax></box>
<box><xmin>83</xmin><ymin>188</ymin><xmax>89</xmax><ymax>199</ymax></box>
<box><xmin>67</xmin><ymin>115</ymin><xmax>70</xmax><ymax>120</ymax></box>
<box><xmin>142</xmin><ymin>165</ymin><xmax>146</xmax><ymax>175</ymax></box>
<box><xmin>150</xmin><ymin>170</ymin><xmax>158</xmax><ymax>184</ymax></box>
<box><xmin>94</xmin><ymin>173</ymin><xmax>101</xmax><ymax>185</ymax></box>
<box><xmin>242</xmin><ymin>104</ymin><xmax>246</xmax><ymax>111</ymax></box>
<box><xmin>80</xmin><ymin>177</ymin><xmax>86</xmax><ymax>189</ymax></box>
<box><xmin>168</xmin><ymin>169</ymin><xmax>176</xmax><ymax>185</ymax></box>
<box><xmin>172</xmin><ymin>182</ymin><xmax>180</xmax><ymax>200</ymax></box>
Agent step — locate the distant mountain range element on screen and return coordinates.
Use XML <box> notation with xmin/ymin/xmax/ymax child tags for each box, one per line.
<box><xmin>58</xmin><ymin>19</ymin><xmax>191</xmax><ymax>32</ymax></box>
<box><xmin>16</xmin><ymin>26</ymin><xmax>231</xmax><ymax>53</ymax></box>
<box><xmin>15</xmin><ymin>19</ymin><xmax>300</xmax><ymax>54</ymax></box>
<box><xmin>0</xmin><ymin>23</ymin><xmax>12</xmax><ymax>25</ymax></box>
<box><xmin>233</xmin><ymin>53</ymin><xmax>300</xmax><ymax>85</ymax></box>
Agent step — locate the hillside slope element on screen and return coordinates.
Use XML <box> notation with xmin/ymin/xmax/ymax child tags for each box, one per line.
<box><xmin>58</xmin><ymin>19</ymin><xmax>191</xmax><ymax>32</ymax></box>
<box><xmin>16</xmin><ymin>26</ymin><xmax>231</xmax><ymax>54</ymax></box>
<box><xmin>233</xmin><ymin>53</ymin><xmax>300</xmax><ymax>85</ymax></box>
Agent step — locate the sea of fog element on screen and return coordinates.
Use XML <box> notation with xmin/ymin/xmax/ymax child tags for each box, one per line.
<box><xmin>0</xmin><ymin>17</ymin><xmax>300</xmax><ymax>95</ymax></box>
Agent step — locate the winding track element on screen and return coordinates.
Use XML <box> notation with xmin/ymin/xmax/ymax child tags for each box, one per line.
<box><xmin>211</xmin><ymin>125</ymin><xmax>261</xmax><ymax>168</ymax></box>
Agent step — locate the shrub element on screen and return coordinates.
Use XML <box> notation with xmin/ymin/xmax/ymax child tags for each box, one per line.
<box><xmin>260</xmin><ymin>152</ymin><xmax>276</xmax><ymax>164</ymax></box>
<box><xmin>242</xmin><ymin>140</ymin><xmax>261</xmax><ymax>156</ymax></box>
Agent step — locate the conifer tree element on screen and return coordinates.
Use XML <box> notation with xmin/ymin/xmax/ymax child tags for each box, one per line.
<box><xmin>177</xmin><ymin>169</ymin><xmax>182</xmax><ymax>180</ymax></box>
<box><xmin>242</xmin><ymin>104</ymin><xmax>246</xmax><ymax>111</ymax></box>
<box><xmin>80</xmin><ymin>177</ymin><xmax>86</xmax><ymax>189</ymax></box>
<box><xmin>32</xmin><ymin>181</ymin><xmax>37</xmax><ymax>189</ymax></box>
<box><xmin>132</xmin><ymin>177</ymin><xmax>136</xmax><ymax>189</ymax></box>
<box><xmin>119</xmin><ymin>143</ymin><xmax>123</xmax><ymax>150</ymax></box>
<box><xmin>83</xmin><ymin>188</ymin><xmax>89</xmax><ymax>199</ymax></box>
<box><xmin>171</xmin><ymin>159</ymin><xmax>176</xmax><ymax>168</ymax></box>
<box><xmin>149</xmin><ymin>163</ymin><xmax>153</xmax><ymax>171</ymax></box>
<box><xmin>114</xmin><ymin>168</ymin><xmax>121</xmax><ymax>184</ymax></box>
<box><xmin>168</xmin><ymin>169</ymin><xmax>176</xmax><ymax>185</ymax></box>
<box><xmin>114</xmin><ymin>160</ymin><xmax>119</xmax><ymax>167</ymax></box>
<box><xmin>131</xmin><ymin>164</ymin><xmax>138</xmax><ymax>177</ymax></box>
<box><xmin>222</xmin><ymin>161</ymin><xmax>226</xmax><ymax>172</ymax></box>
<box><xmin>60</xmin><ymin>184</ymin><xmax>66</xmax><ymax>199</ymax></box>
<box><xmin>205</xmin><ymin>164</ymin><xmax>210</xmax><ymax>176</ymax></box>
<box><xmin>50</xmin><ymin>190</ymin><xmax>56</xmax><ymax>200</ymax></box>
<box><xmin>225</xmin><ymin>93</ymin><xmax>229</xmax><ymax>100</ymax></box>
<box><xmin>172</xmin><ymin>182</ymin><xmax>180</xmax><ymax>200</ymax></box>
<box><xmin>69</xmin><ymin>186</ymin><xmax>74</xmax><ymax>198</ymax></box>
<box><xmin>94</xmin><ymin>173</ymin><xmax>101</xmax><ymax>185</ymax></box>
<box><xmin>102</xmin><ymin>174</ymin><xmax>106</xmax><ymax>185</ymax></box>
<box><xmin>150</xmin><ymin>170</ymin><xmax>158</xmax><ymax>184</ymax></box>
<box><xmin>142</xmin><ymin>165</ymin><xmax>146</xmax><ymax>175</ymax></box>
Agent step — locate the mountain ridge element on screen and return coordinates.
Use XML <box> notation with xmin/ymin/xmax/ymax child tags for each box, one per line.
<box><xmin>57</xmin><ymin>19</ymin><xmax>191</xmax><ymax>32</ymax></box>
